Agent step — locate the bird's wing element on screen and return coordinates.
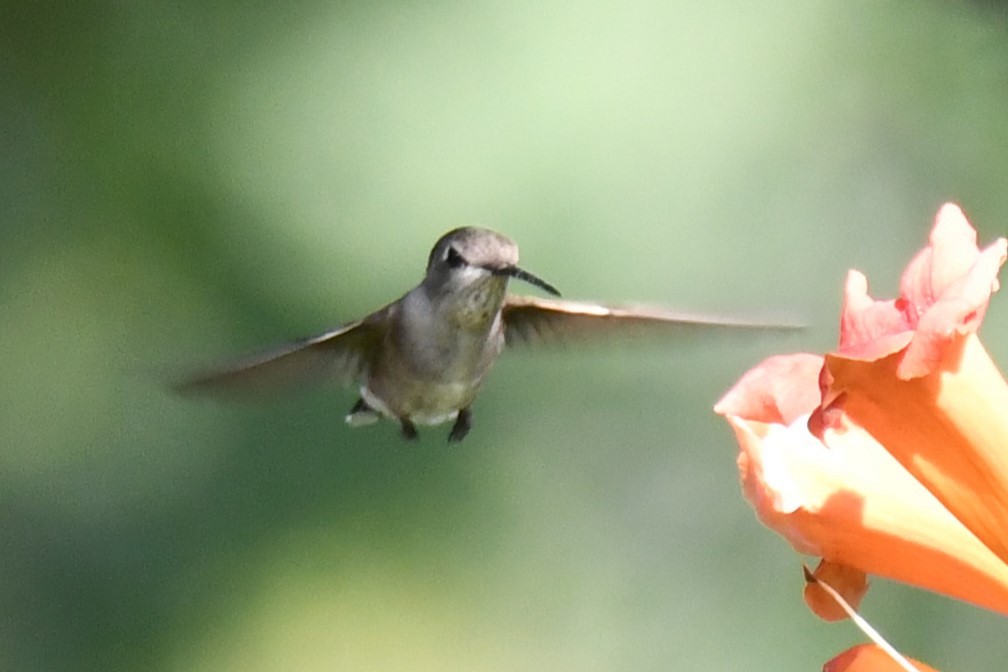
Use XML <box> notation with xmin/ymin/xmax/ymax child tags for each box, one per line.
<box><xmin>502</xmin><ymin>295</ymin><xmax>801</xmax><ymax>347</ymax></box>
<box><xmin>174</xmin><ymin>314</ymin><xmax>384</xmax><ymax>397</ymax></box>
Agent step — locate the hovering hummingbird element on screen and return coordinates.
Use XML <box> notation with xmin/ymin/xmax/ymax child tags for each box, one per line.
<box><xmin>177</xmin><ymin>227</ymin><xmax>795</xmax><ymax>442</ymax></box>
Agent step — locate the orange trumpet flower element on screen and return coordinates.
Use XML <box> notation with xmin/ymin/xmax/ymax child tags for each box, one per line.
<box><xmin>715</xmin><ymin>204</ymin><xmax>1008</xmax><ymax>637</ymax></box>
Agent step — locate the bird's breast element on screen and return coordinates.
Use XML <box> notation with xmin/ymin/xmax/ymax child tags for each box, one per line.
<box><xmin>362</xmin><ymin>294</ymin><xmax>505</xmax><ymax>424</ymax></box>
<box><xmin>361</xmin><ymin>368</ymin><xmax>485</xmax><ymax>425</ymax></box>
<box><xmin>359</xmin><ymin>383</ymin><xmax>462</xmax><ymax>426</ymax></box>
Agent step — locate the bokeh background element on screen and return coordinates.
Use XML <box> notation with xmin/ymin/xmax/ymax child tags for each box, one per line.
<box><xmin>3</xmin><ymin>1</ymin><xmax>1007</xmax><ymax>670</ymax></box>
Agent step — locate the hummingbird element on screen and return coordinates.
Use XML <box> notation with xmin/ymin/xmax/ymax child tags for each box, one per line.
<box><xmin>177</xmin><ymin>227</ymin><xmax>795</xmax><ymax>442</ymax></box>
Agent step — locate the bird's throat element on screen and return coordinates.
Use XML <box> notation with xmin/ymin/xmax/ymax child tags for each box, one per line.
<box><xmin>447</xmin><ymin>279</ymin><xmax>508</xmax><ymax>330</ymax></box>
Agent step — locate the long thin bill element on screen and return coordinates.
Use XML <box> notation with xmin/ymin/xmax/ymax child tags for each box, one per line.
<box><xmin>496</xmin><ymin>266</ymin><xmax>561</xmax><ymax>297</ymax></box>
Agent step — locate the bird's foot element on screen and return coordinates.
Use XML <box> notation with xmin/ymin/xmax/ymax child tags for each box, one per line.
<box><xmin>447</xmin><ymin>408</ymin><xmax>472</xmax><ymax>443</ymax></box>
<box><xmin>345</xmin><ymin>397</ymin><xmax>380</xmax><ymax>426</ymax></box>
<box><xmin>400</xmin><ymin>419</ymin><xmax>419</xmax><ymax>441</ymax></box>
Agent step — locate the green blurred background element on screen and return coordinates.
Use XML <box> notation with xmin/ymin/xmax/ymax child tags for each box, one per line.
<box><xmin>3</xmin><ymin>1</ymin><xmax>1007</xmax><ymax>670</ymax></box>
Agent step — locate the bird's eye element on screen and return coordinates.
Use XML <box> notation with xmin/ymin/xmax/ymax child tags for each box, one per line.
<box><xmin>445</xmin><ymin>246</ymin><xmax>466</xmax><ymax>268</ymax></box>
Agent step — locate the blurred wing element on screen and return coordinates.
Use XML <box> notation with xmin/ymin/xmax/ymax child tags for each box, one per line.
<box><xmin>502</xmin><ymin>295</ymin><xmax>801</xmax><ymax>347</ymax></box>
<box><xmin>174</xmin><ymin>317</ymin><xmax>382</xmax><ymax>397</ymax></box>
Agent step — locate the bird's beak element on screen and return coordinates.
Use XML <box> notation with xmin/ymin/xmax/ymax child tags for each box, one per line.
<box><xmin>491</xmin><ymin>265</ymin><xmax>561</xmax><ymax>297</ymax></box>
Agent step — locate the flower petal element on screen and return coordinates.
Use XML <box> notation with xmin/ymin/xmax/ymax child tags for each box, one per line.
<box><xmin>900</xmin><ymin>204</ymin><xmax>984</xmax><ymax>306</ymax></box>
<box><xmin>714</xmin><ymin>353</ymin><xmax>824</xmax><ymax>425</ymax></box>
<box><xmin>824</xmin><ymin>644</ymin><xmax>939</xmax><ymax>672</ymax></box>
<box><xmin>899</xmin><ymin>205</ymin><xmax>1006</xmax><ymax>379</ymax></box>
<box><xmin>836</xmin><ymin>203</ymin><xmax>1007</xmax><ymax>380</ymax></box>
<box><xmin>837</xmin><ymin>271</ymin><xmax>914</xmax><ymax>361</ymax></box>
